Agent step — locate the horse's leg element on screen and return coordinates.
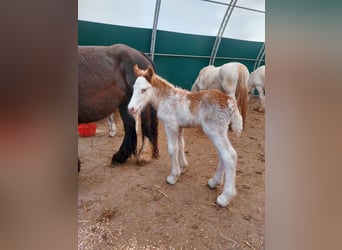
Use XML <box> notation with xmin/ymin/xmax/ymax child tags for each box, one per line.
<box><xmin>208</xmin><ymin>158</ymin><xmax>224</xmax><ymax>188</ymax></box>
<box><xmin>248</xmin><ymin>86</ymin><xmax>255</xmax><ymax>100</ymax></box>
<box><xmin>178</xmin><ymin>127</ymin><xmax>188</xmax><ymax>173</ymax></box>
<box><xmin>136</xmin><ymin>105</ymin><xmax>158</xmax><ymax>165</ymax></box>
<box><xmin>256</xmin><ymin>85</ymin><xmax>265</xmax><ymax>112</ymax></box>
<box><xmin>112</xmin><ymin>101</ymin><xmax>137</xmax><ymax>165</ymax></box>
<box><xmin>218</xmin><ymin>138</ymin><xmax>237</xmax><ymax>207</ymax></box>
<box><xmin>203</xmin><ymin>124</ymin><xmax>237</xmax><ymax>207</ymax></box>
<box><xmin>108</xmin><ymin>114</ymin><xmax>117</xmax><ymax>137</ymax></box>
<box><xmin>164</xmin><ymin>125</ymin><xmax>181</xmax><ymax>185</ymax></box>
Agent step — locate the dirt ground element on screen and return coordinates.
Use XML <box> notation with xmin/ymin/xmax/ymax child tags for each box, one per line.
<box><xmin>78</xmin><ymin>98</ymin><xmax>264</xmax><ymax>249</ymax></box>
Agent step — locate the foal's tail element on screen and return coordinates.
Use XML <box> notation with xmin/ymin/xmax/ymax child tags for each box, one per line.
<box><xmin>235</xmin><ymin>65</ymin><xmax>249</xmax><ymax>128</ymax></box>
<box><xmin>228</xmin><ymin>98</ymin><xmax>243</xmax><ymax>137</ymax></box>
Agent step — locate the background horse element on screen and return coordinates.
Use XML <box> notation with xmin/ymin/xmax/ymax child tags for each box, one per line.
<box><xmin>107</xmin><ymin>113</ymin><xmax>117</xmax><ymax>137</ymax></box>
<box><xmin>191</xmin><ymin>62</ymin><xmax>249</xmax><ymax>126</ymax></box>
<box><xmin>78</xmin><ymin>44</ymin><xmax>159</xmax><ymax>171</ymax></box>
<box><xmin>107</xmin><ymin>111</ymin><xmax>138</xmax><ymax>137</ymax></box>
<box><xmin>248</xmin><ymin>65</ymin><xmax>265</xmax><ymax>112</ymax></box>
<box><xmin>128</xmin><ymin>65</ymin><xmax>242</xmax><ymax>207</ymax></box>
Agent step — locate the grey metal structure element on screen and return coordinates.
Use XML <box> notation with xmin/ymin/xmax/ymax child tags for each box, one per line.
<box><xmin>147</xmin><ymin>0</ymin><xmax>264</xmax><ymax>65</ymax></box>
<box><xmin>149</xmin><ymin>0</ymin><xmax>161</xmax><ymax>61</ymax></box>
<box><xmin>254</xmin><ymin>42</ymin><xmax>265</xmax><ymax>70</ymax></box>
<box><xmin>209</xmin><ymin>0</ymin><xmax>238</xmax><ymax>65</ymax></box>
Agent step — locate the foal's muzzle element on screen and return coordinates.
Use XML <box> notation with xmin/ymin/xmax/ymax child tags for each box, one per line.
<box><xmin>128</xmin><ymin>106</ymin><xmax>138</xmax><ymax>116</ymax></box>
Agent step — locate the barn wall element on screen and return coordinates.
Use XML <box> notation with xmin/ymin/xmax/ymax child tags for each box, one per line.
<box><xmin>78</xmin><ymin>20</ymin><xmax>265</xmax><ymax>90</ymax></box>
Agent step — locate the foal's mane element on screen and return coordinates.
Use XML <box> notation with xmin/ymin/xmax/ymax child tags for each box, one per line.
<box><xmin>134</xmin><ymin>64</ymin><xmax>177</xmax><ymax>91</ymax></box>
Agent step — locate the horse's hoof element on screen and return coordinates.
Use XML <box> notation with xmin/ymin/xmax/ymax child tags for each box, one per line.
<box><xmin>216</xmin><ymin>195</ymin><xmax>230</xmax><ymax>207</ymax></box>
<box><xmin>136</xmin><ymin>137</ymin><xmax>153</xmax><ymax>166</ymax></box>
<box><xmin>136</xmin><ymin>154</ymin><xmax>152</xmax><ymax>166</ymax></box>
<box><xmin>216</xmin><ymin>191</ymin><xmax>236</xmax><ymax>207</ymax></box>
<box><xmin>208</xmin><ymin>178</ymin><xmax>221</xmax><ymax>189</ymax></box>
<box><xmin>180</xmin><ymin>166</ymin><xmax>187</xmax><ymax>174</ymax></box>
<box><xmin>166</xmin><ymin>175</ymin><xmax>178</xmax><ymax>185</ymax></box>
<box><xmin>108</xmin><ymin>132</ymin><xmax>116</xmax><ymax>137</ymax></box>
<box><xmin>112</xmin><ymin>153</ymin><xmax>128</xmax><ymax>167</ymax></box>
<box><xmin>111</xmin><ymin>161</ymin><xmax>122</xmax><ymax>167</ymax></box>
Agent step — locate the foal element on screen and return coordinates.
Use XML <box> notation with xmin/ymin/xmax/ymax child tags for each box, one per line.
<box><xmin>128</xmin><ymin>65</ymin><xmax>243</xmax><ymax>207</ymax></box>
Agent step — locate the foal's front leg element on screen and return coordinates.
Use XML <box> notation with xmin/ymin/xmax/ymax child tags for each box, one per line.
<box><xmin>164</xmin><ymin>125</ymin><xmax>181</xmax><ymax>185</ymax></box>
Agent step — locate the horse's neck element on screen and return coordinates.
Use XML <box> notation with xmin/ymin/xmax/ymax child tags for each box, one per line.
<box><xmin>151</xmin><ymin>76</ymin><xmax>188</xmax><ymax>106</ymax></box>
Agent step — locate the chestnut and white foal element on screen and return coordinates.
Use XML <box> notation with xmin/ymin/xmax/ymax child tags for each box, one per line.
<box><xmin>128</xmin><ymin>65</ymin><xmax>243</xmax><ymax>207</ymax></box>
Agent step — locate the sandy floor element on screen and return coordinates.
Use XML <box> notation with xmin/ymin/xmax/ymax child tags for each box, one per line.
<box><xmin>78</xmin><ymin>98</ymin><xmax>264</xmax><ymax>249</ymax></box>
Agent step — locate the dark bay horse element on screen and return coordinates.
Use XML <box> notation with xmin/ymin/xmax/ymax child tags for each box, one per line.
<box><xmin>78</xmin><ymin>44</ymin><xmax>159</xmax><ymax>171</ymax></box>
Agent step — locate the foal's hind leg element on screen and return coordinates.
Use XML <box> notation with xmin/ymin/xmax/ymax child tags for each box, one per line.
<box><xmin>112</xmin><ymin>101</ymin><xmax>137</xmax><ymax>165</ymax></box>
<box><xmin>208</xmin><ymin>158</ymin><xmax>224</xmax><ymax>188</ymax></box>
<box><xmin>203</xmin><ymin>124</ymin><xmax>237</xmax><ymax>207</ymax></box>
<box><xmin>178</xmin><ymin>128</ymin><xmax>188</xmax><ymax>173</ymax></box>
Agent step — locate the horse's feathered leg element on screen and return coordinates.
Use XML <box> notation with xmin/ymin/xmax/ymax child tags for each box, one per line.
<box><xmin>112</xmin><ymin>99</ymin><xmax>137</xmax><ymax>165</ymax></box>
<box><xmin>136</xmin><ymin>105</ymin><xmax>159</xmax><ymax>165</ymax></box>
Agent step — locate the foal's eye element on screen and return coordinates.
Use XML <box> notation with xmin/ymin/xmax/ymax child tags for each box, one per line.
<box><xmin>141</xmin><ymin>88</ymin><xmax>147</xmax><ymax>93</ymax></box>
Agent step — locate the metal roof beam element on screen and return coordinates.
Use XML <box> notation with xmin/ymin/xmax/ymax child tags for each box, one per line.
<box><xmin>209</xmin><ymin>0</ymin><xmax>238</xmax><ymax>65</ymax></box>
<box><xmin>253</xmin><ymin>42</ymin><xmax>265</xmax><ymax>70</ymax></box>
<box><xmin>201</xmin><ymin>0</ymin><xmax>265</xmax><ymax>14</ymax></box>
<box><xmin>202</xmin><ymin>0</ymin><xmax>265</xmax><ymax>14</ymax></box>
<box><xmin>150</xmin><ymin>0</ymin><xmax>161</xmax><ymax>61</ymax></box>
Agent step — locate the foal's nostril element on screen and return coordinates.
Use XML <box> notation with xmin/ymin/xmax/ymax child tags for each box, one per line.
<box><xmin>128</xmin><ymin>107</ymin><xmax>135</xmax><ymax>114</ymax></box>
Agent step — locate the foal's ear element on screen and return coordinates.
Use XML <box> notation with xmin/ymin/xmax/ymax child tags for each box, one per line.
<box><xmin>146</xmin><ymin>65</ymin><xmax>155</xmax><ymax>81</ymax></box>
<box><xmin>133</xmin><ymin>64</ymin><xmax>144</xmax><ymax>76</ymax></box>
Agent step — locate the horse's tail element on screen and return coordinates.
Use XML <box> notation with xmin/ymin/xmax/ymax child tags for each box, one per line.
<box><xmin>191</xmin><ymin>81</ymin><xmax>199</xmax><ymax>92</ymax></box>
<box><xmin>228</xmin><ymin>98</ymin><xmax>243</xmax><ymax>137</ymax></box>
<box><xmin>235</xmin><ymin>65</ymin><xmax>249</xmax><ymax>128</ymax></box>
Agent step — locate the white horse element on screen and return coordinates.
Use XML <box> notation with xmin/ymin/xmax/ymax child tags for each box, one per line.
<box><xmin>107</xmin><ymin>111</ymin><xmax>139</xmax><ymax>137</ymax></box>
<box><xmin>107</xmin><ymin>114</ymin><xmax>117</xmax><ymax>137</ymax></box>
<box><xmin>128</xmin><ymin>64</ymin><xmax>242</xmax><ymax>207</ymax></box>
<box><xmin>248</xmin><ymin>65</ymin><xmax>265</xmax><ymax>112</ymax></box>
<box><xmin>191</xmin><ymin>62</ymin><xmax>249</xmax><ymax>125</ymax></box>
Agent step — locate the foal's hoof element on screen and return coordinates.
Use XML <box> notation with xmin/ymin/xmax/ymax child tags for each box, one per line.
<box><xmin>208</xmin><ymin>178</ymin><xmax>221</xmax><ymax>189</ymax></box>
<box><xmin>216</xmin><ymin>193</ymin><xmax>235</xmax><ymax>207</ymax></box>
<box><xmin>166</xmin><ymin>175</ymin><xmax>178</xmax><ymax>185</ymax></box>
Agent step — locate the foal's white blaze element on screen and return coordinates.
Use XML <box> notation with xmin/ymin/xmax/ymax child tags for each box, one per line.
<box><xmin>128</xmin><ymin>76</ymin><xmax>153</xmax><ymax>116</ymax></box>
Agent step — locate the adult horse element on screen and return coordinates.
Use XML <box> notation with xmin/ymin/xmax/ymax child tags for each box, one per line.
<box><xmin>248</xmin><ymin>65</ymin><xmax>265</xmax><ymax>112</ymax></box>
<box><xmin>78</xmin><ymin>44</ymin><xmax>159</xmax><ymax>171</ymax></box>
<box><xmin>191</xmin><ymin>62</ymin><xmax>249</xmax><ymax>126</ymax></box>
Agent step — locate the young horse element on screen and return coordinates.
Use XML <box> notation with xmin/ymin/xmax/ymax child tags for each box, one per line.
<box><xmin>191</xmin><ymin>62</ymin><xmax>249</xmax><ymax>126</ymax></box>
<box><xmin>248</xmin><ymin>65</ymin><xmax>265</xmax><ymax>112</ymax></box>
<box><xmin>128</xmin><ymin>65</ymin><xmax>243</xmax><ymax>207</ymax></box>
<box><xmin>78</xmin><ymin>44</ymin><xmax>159</xmax><ymax>171</ymax></box>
